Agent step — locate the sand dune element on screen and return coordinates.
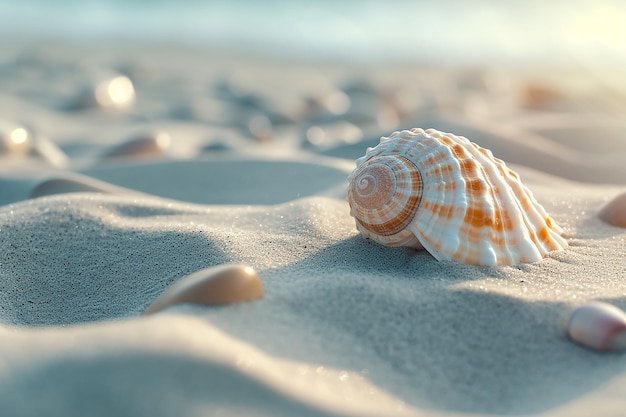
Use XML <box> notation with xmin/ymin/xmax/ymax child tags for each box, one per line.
<box><xmin>1</xmin><ymin>43</ymin><xmax>625</xmax><ymax>417</ymax></box>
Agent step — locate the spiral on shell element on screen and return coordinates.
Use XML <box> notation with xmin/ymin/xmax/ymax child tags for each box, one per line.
<box><xmin>347</xmin><ymin>128</ymin><xmax>567</xmax><ymax>266</ymax></box>
<box><xmin>349</xmin><ymin>155</ymin><xmax>423</xmax><ymax>248</ymax></box>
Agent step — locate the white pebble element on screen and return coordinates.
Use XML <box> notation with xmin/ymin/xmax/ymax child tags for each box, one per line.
<box><xmin>75</xmin><ymin>74</ymin><xmax>135</xmax><ymax>110</ymax></box>
<box><xmin>0</xmin><ymin>121</ymin><xmax>31</xmax><ymax>156</ymax></box>
<box><xmin>94</xmin><ymin>75</ymin><xmax>135</xmax><ymax>109</ymax></box>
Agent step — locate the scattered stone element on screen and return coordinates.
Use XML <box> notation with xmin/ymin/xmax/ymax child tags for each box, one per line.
<box><xmin>101</xmin><ymin>131</ymin><xmax>172</xmax><ymax>160</ymax></box>
<box><xmin>144</xmin><ymin>264</ymin><xmax>264</xmax><ymax>314</ymax></box>
<box><xmin>599</xmin><ymin>192</ymin><xmax>626</xmax><ymax>228</ymax></box>
<box><xmin>567</xmin><ymin>301</ymin><xmax>626</xmax><ymax>351</ymax></box>
<box><xmin>302</xmin><ymin>121</ymin><xmax>363</xmax><ymax>150</ymax></box>
<box><xmin>0</xmin><ymin>120</ymin><xmax>31</xmax><ymax>156</ymax></box>
<box><xmin>73</xmin><ymin>73</ymin><xmax>136</xmax><ymax>110</ymax></box>
<box><xmin>30</xmin><ymin>175</ymin><xmax>132</xmax><ymax>199</ymax></box>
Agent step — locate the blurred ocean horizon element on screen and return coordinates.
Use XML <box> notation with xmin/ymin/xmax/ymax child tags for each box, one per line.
<box><xmin>1</xmin><ymin>0</ymin><xmax>625</xmax><ymax>68</ymax></box>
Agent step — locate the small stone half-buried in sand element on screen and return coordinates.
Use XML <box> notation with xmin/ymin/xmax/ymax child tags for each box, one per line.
<box><xmin>144</xmin><ymin>264</ymin><xmax>264</xmax><ymax>315</ymax></box>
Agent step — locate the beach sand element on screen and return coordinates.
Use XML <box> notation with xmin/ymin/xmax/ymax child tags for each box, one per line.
<box><xmin>0</xmin><ymin>42</ymin><xmax>625</xmax><ymax>416</ymax></box>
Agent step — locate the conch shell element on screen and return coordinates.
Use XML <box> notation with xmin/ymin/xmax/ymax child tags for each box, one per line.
<box><xmin>347</xmin><ymin>128</ymin><xmax>567</xmax><ymax>266</ymax></box>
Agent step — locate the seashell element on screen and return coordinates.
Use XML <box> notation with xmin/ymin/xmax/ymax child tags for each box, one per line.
<box><xmin>566</xmin><ymin>302</ymin><xmax>626</xmax><ymax>351</ymax></box>
<box><xmin>346</xmin><ymin>128</ymin><xmax>567</xmax><ymax>266</ymax></box>
<box><xmin>598</xmin><ymin>192</ymin><xmax>626</xmax><ymax>228</ymax></box>
<box><xmin>143</xmin><ymin>264</ymin><xmax>264</xmax><ymax>315</ymax></box>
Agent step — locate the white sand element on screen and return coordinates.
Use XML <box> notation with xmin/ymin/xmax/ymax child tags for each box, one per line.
<box><xmin>0</xmin><ymin>42</ymin><xmax>625</xmax><ymax>417</ymax></box>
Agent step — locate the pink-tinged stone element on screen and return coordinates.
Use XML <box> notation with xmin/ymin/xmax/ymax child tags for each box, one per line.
<box><xmin>567</xmin><ymin>302</ymin><xmax>626</xmax><ymax>351</ymax></box>
<box><xmin>598</xmin><ymin>192</ymin><xmax>626</xmax><ymax>228</ymax></box>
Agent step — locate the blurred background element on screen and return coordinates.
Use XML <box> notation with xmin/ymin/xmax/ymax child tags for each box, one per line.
<box><xmin>1</xmin><ymin>0</ymin><xmax>625</xmax><ymax>68</ymax></box>
<box><xmin>0</xmin><ymin>0</ymin><xmax>625</xmax><ymax>187</ymax></box>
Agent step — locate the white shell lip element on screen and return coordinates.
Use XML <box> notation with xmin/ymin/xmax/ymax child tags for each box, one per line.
<box><xmin>567</xmin><ymin>302</ymin><xmax>626</xmax><ymax>352</ymax></box>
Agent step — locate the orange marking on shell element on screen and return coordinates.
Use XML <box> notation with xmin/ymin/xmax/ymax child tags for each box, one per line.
<box><xmin>527</xmin><ymin>228</ymin><xmax>540</xmax><ymax>247</ymax></box>
<box><xmin>451</xmin><ymin>144</ymin><xmax>467</xmax><ymax>158</ymax></box>
<box><xmin>491</xmin><ymin>211</ymin><xmax>503</xmax><ymax>232</ymax></box>
<box><xmin>438</xmin><ymin>136</ymin><xmax>454</xmax><ymax>147</ymax></box>
<box><xmin>444</xmin><ymin>182</ymin><xmax>457</xmax><ymax>191</ymax></box>
<box><xmin>459</xmin><ymin>158</ymin><xmax>478</xmax><ymax>175</ymax></box>
<box><xmin>492</xmin><ymin>234</ymin><xmax>505</xmax><ymax>246</ymax></box>
<box><xmin>503</xmin><ymin>210</ymin><xmax>515</xmax><ymax>231</ymax></box>
<box><xmin>467</xmin><ymin>179</ymin><xmax>487</xmax><ymax>195</ymax></box>
<box><xmin>439</xmin><ymin>205</ymin><xmax>456</xmax><ymax>219</ymax></box>
<box><xmin>520</xmin><ymin>195</ymin><xmax>532</xmax><ymax>210</ymax></box>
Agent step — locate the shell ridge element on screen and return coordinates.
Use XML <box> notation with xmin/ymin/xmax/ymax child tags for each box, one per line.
<box><xmin>455</xmin><ymin>137</ymin><xmax>503</xmax><ymax>264</ymax></box>
<box><xmin>454</xmin><ymin>135</ymin><xmax>530</xmax><ymax>264</ymax></box>
<box><xmin>409</xmin><ymin>133</ymin><xmax>468</xmax><ymax>259</ymax></box>
<box><xmin>462</xmin><ymin>136</ymin><xmax>567</xmax><ymax>262</ymax></box>
<box><xmin>411</xmin><ymin>132</ymin><xmax>498</xmax><ymax>264</ymax></box>
<box><xmin>496</xmin><ymin>160</ymin><xmax>568</xmax><ymax>256</ymax></box>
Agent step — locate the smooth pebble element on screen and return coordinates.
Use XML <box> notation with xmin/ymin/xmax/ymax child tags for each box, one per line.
<box><xmin>75</xmin><ymin>74</ymin><xmax>135</xmax><ymax>110</ymax></box>
<box><xmin>567</xmin><ymin>301</ymin><xmax>626</xmax><ymax>351</ymax></box>
<box><xmin>101</xmin><ymin>132</ymin><xmax>172</xmax><ymax>160</ymax></box>
<box><xmin>519</xmin><ymin>83</ymin><xmax>565</xmax><ymax>110</ymax></box>
<box><xmin>0</xmin><ymin>121</ymin><xmax>31</xmax><ymax>156</ymax></box>
<box><xmin>259</xmin><ymin>93</ymin><xmax>307</xmax><ymax>125</ymax></box>
<box><xmin>213</xmin><ymin>72</ymin><xmax>264</xmax><ymax>108</ymax></box>
<box><xmin>339</xmin><ymin>81</ymin><xmax>400</xmax><ymax>128</ymax></box>
<box><xmin>306</xmin><ymin>89</ymin><xmax>351</xmax><ymax>120</ymax></box>
<box><xmin>170</xmin><ymin>97</ymin><xmax>253</xmax><ymax>127</ymax></box>
<box><xmin>143</xmin><ymin>264</ymin><xmax>264</xmax><ymax>315</ymax></box>
<box><xmin>245</xmin><ymin>114</ymin><xmax>273</xmax><ymax>143</ymax></box>
<box><xmin>30</xmin><ymin>175</ymin><xmax>133</xmax><ymax>199</ymax></box>
<box><xmin>0</xmin><ymin>122</ymin><xmax>69</xmax><ymax>167</ymax></box>
<box><xmin>598</xmin><ymin>192</ymin><xmax>626</xmax><ymax>228</ymax></box>
<box><xmin>302</xmin><ymin>121</ymin><xmax>363</xmax><ymax>149</ymax></box>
